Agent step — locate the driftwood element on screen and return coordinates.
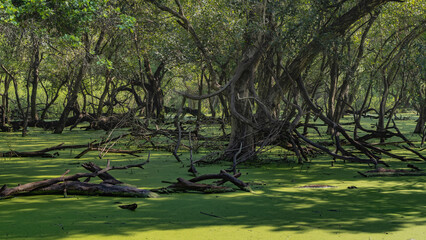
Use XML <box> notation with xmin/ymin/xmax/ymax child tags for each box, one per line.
<box><xmin>0</xmin><ymin>158</ymin><xmax>154</xmax><ymax>198</ymax></box>
<box><xmin>152</xmin><ymin>170</ymin><xmax>251</xmax><ymax>193</ymax></box>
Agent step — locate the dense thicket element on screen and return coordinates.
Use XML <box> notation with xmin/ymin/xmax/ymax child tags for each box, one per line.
<box><xmin>0</xmin><ymin>0</ymin><xmax>424</xmax><ymax>164</ymax></box>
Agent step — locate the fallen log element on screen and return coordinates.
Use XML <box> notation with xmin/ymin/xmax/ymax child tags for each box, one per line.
<box><xmin>154</xmin><ymin>178</ymin><xmax>236</xmax><ymax>193</ymax></box>
<box><xmin>152</xmin><ymin>170</ymin><xmax>251</xmax><ymax>193</ymax></box>
<box><xmin>33</xmin><ymin>181</ymin><xmax>156</xmax><ymax>198</ymax></box>
<box><xmin>0</xmin><ymin>150</ymin><xmax>56</xmax><ymax>158</ymax></box>
<box><xmin>0</xmin><ymin>170</ymin><xmax>106</xmax><ymax>197</ymax></box>
<box><xmin>0</xmin><ymin>159</ymin><xmax>151</xmax><ymax>198</ymax></box>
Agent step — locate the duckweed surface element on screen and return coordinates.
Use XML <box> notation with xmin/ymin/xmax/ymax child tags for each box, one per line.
<box><xmin>0</xmin><ymin>127</ymin><xmax>425</xmax><ymax>240</ymax></box>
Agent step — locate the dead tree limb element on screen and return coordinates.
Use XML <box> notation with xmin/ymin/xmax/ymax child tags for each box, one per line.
<box><xmin>172</xmin><ymin>107</ymin><xmax>184</xmax><ymax>163</ymax></box>
<box><xmin>31</xmin><ymin>181</ymin><xmax>155</xmax><ymax>198</ymax></box>
<box><xmin>294</xmin><ymin>130</ymin><xmax>389</xmax><ymax>166</ymax></box>
<box><xmin>153</xmin><ymin>170</ymin><xmax>251</xmax><ymax>193</ymax></box>
<box><xmin>401</xmin><ymin>145</ymin><xmax>426</xmax><ymax>161</ymax></box>
<box><xmin>75</xmin><ymin>147</ymin><xmax>143</xmax><ymax>159</ymax></box>
<box><xmin>156</xmin><ymin>178</ymin><xmax>235</xmax><ymax>193</ymax></box>
<box><xmin>363</xmin><ymin>143</ymin><xmax>422</xmax><ymax>162</ymax></box>
<box><xmin>81</xmin><ymin>162</ymin><xmax>123</xmax><ymax>185</ymax></box>
<box><xmin>0</xmin><ymin>159</ymin><xmax>150</xmax><ymax>198</ymax></box>
<box><xmin>231</xmin><ymin>143</ymin><xmax>242</xmax><ymax>174</ymax></box>
<box><xmin>0</xmin><ymin>150</ymin><xmax>56</xmax><ymax>158</ymax></box>
<box><xmin>188</xmin><ymin>132</ymin><xmax>198</xmax><ymax>175</ymax></box>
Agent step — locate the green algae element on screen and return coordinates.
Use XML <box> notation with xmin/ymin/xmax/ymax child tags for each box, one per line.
<box><xmin>0</xmin><ymin>124</ymin><xmax>425</xmax><ymax>240</ymax></box>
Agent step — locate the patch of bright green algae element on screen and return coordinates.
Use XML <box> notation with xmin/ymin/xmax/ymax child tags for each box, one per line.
<box><xmin>1</xmin><ymin>127</ymin><xmax>425</xmax><ymax>239</ymax></box>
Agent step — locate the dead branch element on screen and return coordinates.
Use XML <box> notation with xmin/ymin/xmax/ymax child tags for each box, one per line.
<box><xmin>75</xmin><ymin>147</ymin><xmax>143</xmax><ymax>159</ymax></box>
<box><xmin>407</xmin><ymin>164</ymin><xmax>422</xmax><ymax>171</ymax></box>
<box><xmin>172</xmin><ymin>106</ymin><xmax>184</xmax><ymax>163</ymax></box>
<box><xmin>363</xmin><ymin>143</ymin><xmax>422</xmax><ymax>162</ymax></box>
<box><xmin>188</xmin><ymin>132</ymin><xmax>198</xmax><ymax>175</ymax></box>
<box><xmin>154</xmin><ymin>178</ymin><xmax>235</xmax><ymax>193</ymax></box>
<box><xmin>401</xmin><ymin>145</ymin><xmax>426</xmax><ymax>161</ymax></box>
<box><xmin>0</xmin><ymin>159</ymin><xmax>150</xmax><ymax>198</ymax></box>
<box><xmin>0</xmin><ymin>150</ymin><xmax>56</xmax><ymax>158</ymax></box>
<box><xmin>231</xmin><ymin>143</ymin><xmax>242</xmax><ymax>174</ymax></box>
<box><xmin>294</xmin><ymin>129</ymin><xmax>389</xmax><ymax>166</ymax></box>
<box><xmin>81</xmin><ymin>162</ymin><xmax>123</xmax><ymax>185</ymax></box>
<box><xmin>152</xmin><ymin>170</ymin><xmax>251</xmax><ymax>193</ymax></box>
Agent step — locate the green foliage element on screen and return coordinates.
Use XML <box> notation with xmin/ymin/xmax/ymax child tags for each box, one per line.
<box><xmin>0</xmin><ymin>0</ymin><xmax>19</xmax><ymax>24</ymax></box>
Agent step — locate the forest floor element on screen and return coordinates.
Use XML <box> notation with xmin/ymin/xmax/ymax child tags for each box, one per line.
<box><xmin>0</xmin><ymin>115</ymin><xmax>425</xmax><ymax>240</ymax></box>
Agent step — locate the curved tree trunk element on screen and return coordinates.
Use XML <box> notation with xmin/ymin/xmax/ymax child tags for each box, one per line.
<box><xmin>225</xmin><ymin>8</ymin><xmax>273</xmax><ymax>157</ymax></box>
<box><xmin>30</xmin><ymin>38</ymin><xmax>40</xmax><ymax>122</ymax></box>
<box><xmin>54</xmin><ymin>31</ymin><xmax>104</xmax><ymax>133</ymax></box>
<box><xmin>54</xmin><ymin>34</ymin><xmax>91</xmax><ymax>133</ymax></box>
<box><xmin>143</xmin><ymin>58</ymin><xmax>165</xmax><ymax>120</ymax></box>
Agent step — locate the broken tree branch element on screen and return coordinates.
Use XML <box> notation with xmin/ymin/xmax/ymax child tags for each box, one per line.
<box><xmin>152</xmin><ymin>170</ymin><xmax>251</xmax><ymax>193</ymax></box>
<box><xmin>0</xmin><ymin>158</ymin><xmax>150</xmax><ymax>198</ymax></box>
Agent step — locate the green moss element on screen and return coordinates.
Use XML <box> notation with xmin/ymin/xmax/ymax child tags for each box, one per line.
<box><xmin>0</xmin><ymin>120</ymin><xmax>425</xmax><ymax>239</ymax></box>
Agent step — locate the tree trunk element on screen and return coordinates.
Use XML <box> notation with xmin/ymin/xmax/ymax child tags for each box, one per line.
<box><xmin>226</xmin><ymin>8</ymin><xmax>273</xmax><ymax>157</ymax></box>
<box><xmin>97</xmin><ymin>70</ymin><xmax>112</xmax><ymax>118</ymax></box>
<box><xmin>30</xmin><ymin>39</ymin><xmax>40</xmax><ymax>122</ymax></box>
<box><xmin>414</xmin><ymin>105</ymin><xmax>426</xmax><ymax>134</ymax></box>
<box><xmin>1</xmin><ymin>75</ymin><xmax>11</xmax><ymax>126</ymax></box>
<box><xmin>143</xmin><ymin>58</ymin><xmax>165</xmax><ymax>120</ymax></box>
<box><xmin>7</xmin><ymin>69</ymin><xmax>25</xmax><ymax>119</ymax></box>
<box><xmin>54</xmin><ymin>36</ymin><xmax>90</xmax><ymax>133</ymax></box>
<box><xmin>227</xmin><ymin>69</ymin><xmax>255</xmax><ymax>156</ymax></box>
<box><xmin>40</xmin><ymin>73</ymin><xmax>68</xmax><ymax>121</ymax></box>
<box><xmin>54</xmin><ymin>32</ymin><xmax>104</xmax><ymax>133</ymax></box>
<box><xmin>327</xmin><ymin>49</ymin><xmax>339</xmax><ymax>134</ymax></box>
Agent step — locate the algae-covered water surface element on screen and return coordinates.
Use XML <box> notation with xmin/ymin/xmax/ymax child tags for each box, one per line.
<box><xmin>0</xmin><ymin>127</ymin><xmax>425</xmax><ymax>240</ymax></box>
